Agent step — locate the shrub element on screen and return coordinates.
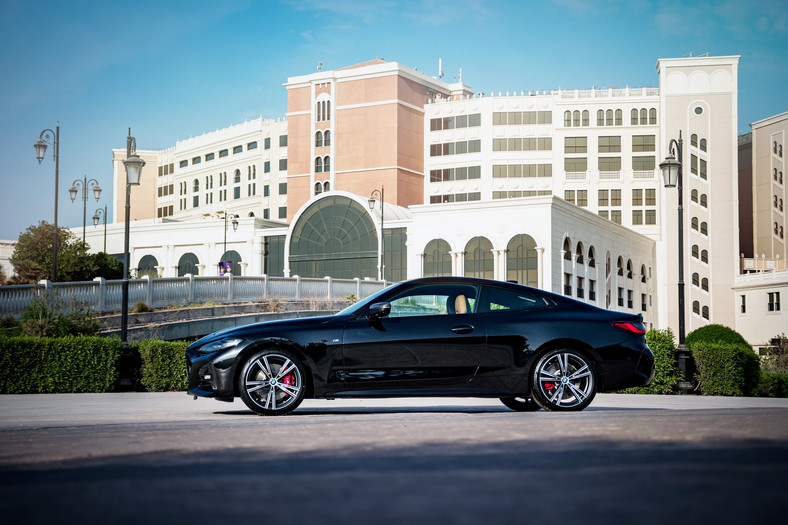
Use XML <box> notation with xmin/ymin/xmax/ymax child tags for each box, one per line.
<box><xmin>686</xmin><ymin>324</ymin><xmax>749</xmax><ymax>349</ymax></box>
<box><xmin>136</xmin><ymin>340</ymin><xmax>189</xmax><ymax>391</ymax></box>
<box><xmin>758</xmin><ymin>372</ymin><xmax>788</xmax><ymax>398</ymax></box>
<box><xmin>691</xmin><ymin>342</ymin><xmax>761</xmax><ymax>396</ymax></box>
<box><xmin>18</xmin><ymin>294</ymin><xmax>99</xmax><ymax>337</ymax></box>
<box><xmin>133</xmin><ymin>301</ymin><xmax>153</xmax><ymax>313</ymax></box>
<box><xmin>624</xmin><ymin>328</ymin><xmax>683</xmax><ymax>394</ymax></box>
<box><xmin>0</xmin><ymin>335</ymin><xmax>121</xmax><ymax>393</ymax></box>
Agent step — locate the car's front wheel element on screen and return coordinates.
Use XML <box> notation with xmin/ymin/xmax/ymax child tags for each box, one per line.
<box><xmin>500</xmin><ymin>396</ymin><xmax>541</xmax><ymax>412</ymax></box>
<box><xmin>531</xmin><ymin>349</ymin><xmax>596</xmax><ymax>411</ymax></box>
<box><xmin>238</xmin><ymin>349</ymin><xmax>306</xmax><ymax>416</ymax></box>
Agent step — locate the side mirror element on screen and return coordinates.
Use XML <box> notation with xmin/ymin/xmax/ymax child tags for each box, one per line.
<box><xmin>368</xmin><ymin>302</ymin><xmax>391</xmax><ymax>320</ymax></box>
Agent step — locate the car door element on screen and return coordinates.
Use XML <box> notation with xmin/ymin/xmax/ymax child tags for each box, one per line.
<box><xmin>340</xmin><ymin>283</ymin><xmax>486</xmax><ymax>391</ymax></box>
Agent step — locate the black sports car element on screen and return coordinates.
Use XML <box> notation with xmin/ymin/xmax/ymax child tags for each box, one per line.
<box><xmin>186</xmin><ymin>277</ymin><xmax>654</xmax><ymax>415</ymax></box>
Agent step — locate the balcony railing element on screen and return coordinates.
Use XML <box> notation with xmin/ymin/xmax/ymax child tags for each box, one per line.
<box><xmin>741</xmin><ymin>257</ymin><xmax>785</xmax><ymax>273</ymax></box>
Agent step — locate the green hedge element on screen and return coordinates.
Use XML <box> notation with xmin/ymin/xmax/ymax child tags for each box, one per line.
<box><xmin>0</xmin><ymin>335</ymin><xmax>121</xmax><ymax>393</ymax></box>
<box><xmin>759</xmin><ymin>372</ymin><xmax>788</xmax><ymax>398</ymax></box>
<box><xmin>625</xmin><ymin>328</ymin><xmax>683</xmax><ymax>394</ymax></box>
<box><xmin>136</xmin><ymin>340</ymin><xmax>189</xmax><ymax>392</ymax></box>
<box><xmin>690</xmin><ymin>342</ymin><xmax>761</xmax><ymax>396</ymax></box>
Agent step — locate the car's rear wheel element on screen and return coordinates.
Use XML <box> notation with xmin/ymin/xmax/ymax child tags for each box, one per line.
<box><xmin>500</xmin><ymin>396</ymin><xmax>541</xmax><ymax>412</ymax></box>
<box><xmin>531</xmin><ymin>349</ymin><xmax>596</xmax><ymax>411</ymax></box>
<box><xmin>238</xmin><ymin>349</ymin><xmax>306</xmax><ymax>416</ymax></box>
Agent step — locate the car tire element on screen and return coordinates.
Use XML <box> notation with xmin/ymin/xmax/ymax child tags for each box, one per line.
<box><xmin>238</xmin><ymin>348</ymin><xmax>306</xmax><ymax>416</ymax></box>
<box><xmin>500</xmin><ymin>396</ymin><xmax>541</xmax><ymax>412</ymax></box>
<box><xmin>531</xmin><ymin>349</ymin><xmax>597</xmax><ymax>412</ymax></box>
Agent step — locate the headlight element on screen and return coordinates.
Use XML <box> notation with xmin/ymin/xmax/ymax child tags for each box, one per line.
<box><xmin>197</xmin><ymin>338</ymin><xmax>244</xmax><ymax>355</ymax></box>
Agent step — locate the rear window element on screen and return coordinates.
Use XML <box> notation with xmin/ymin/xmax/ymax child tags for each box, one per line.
<box><xmin>479</xmin><ymin>286</ymin><xmax>550</xmax><ymax>313</ymax></box>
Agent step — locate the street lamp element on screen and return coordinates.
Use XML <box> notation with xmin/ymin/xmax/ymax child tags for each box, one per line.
<box><xmin>120</xmin><ymin>129</ymin><xmax>145</xmax><ymax>346</ymax></box>
<box><xmin>92</xmin><ymin>205</ymin><xmax>108</xmax><ymax>253</ymax></box>
<box><xmin>69</xmin><ymin>175</ymin><xmax>102</xmax><ymax>244</ymax></box>
<box><xmin>659</xmin><ymin>130</ymin><xmax>692</xmax><ymax>393</ymax></box>
<box><xmin>33</xmin><ymin>123</ymin><xmax>60</xmax><ymax>282</ymax></box>
<box><xmin>368</xmin><ymin>187</ymin><xmax>385</xmax><ymax>281</ymax></box>
<box><xmin>219</xmin><ymin>212</ymin><xmax>239</xmax><ymax>275</ymax></box>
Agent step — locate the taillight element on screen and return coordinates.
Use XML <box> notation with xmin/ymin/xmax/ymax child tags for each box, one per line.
<box><xmin>613</xmin><ymin>321</ymin><xmax>646</xmax><ymax>334</ymax></box>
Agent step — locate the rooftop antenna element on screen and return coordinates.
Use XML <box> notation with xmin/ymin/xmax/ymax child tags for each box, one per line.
<box><xmin>317</xmin><ymin>62</ymin><xmax>323</xmax><ymax>71</ymax></box>
<box><xmin>438</xmin><ymin>58</ymin><xmax>444</xmax><ymax>78</ymax></box>
<box><xmin>459</xmin><ymin>67</ymin><xmax>462</xmax><ymax>83</ymax></box>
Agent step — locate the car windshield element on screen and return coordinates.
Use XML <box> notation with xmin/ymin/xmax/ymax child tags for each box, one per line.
<box><xmin>335</xmin><ymin>283</ymin><xmax>399</xmax><ymax>317</ymax></box>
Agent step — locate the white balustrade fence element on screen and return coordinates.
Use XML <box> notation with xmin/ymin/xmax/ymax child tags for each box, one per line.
<box><xmin>0</xmin><ymin>275</ymin><xmax>388</xmax><ymax>319</ymax></box>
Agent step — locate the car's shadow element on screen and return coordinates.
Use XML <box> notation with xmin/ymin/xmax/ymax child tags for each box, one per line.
<box><xmin>214</xmin><ymin>405</ymin><xmax>662</xmax><ymax>416</ymax></box>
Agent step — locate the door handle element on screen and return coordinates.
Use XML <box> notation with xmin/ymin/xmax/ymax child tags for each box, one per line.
<box><xmin>451</xmin><ymin>324</ymin><xmax>474</xmax><ymax>334</ymax></box>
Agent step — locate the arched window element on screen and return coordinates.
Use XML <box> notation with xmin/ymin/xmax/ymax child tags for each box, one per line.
<box><xmin>576</xmin><ymin>242</ymin><xmax>584</xmax><ymax>264</ymax></box>
<box><xmin>573</xmin><ymin>110</ymin><xmax>580</xmax><ymax>127</ymax></box>
<box><xmin>178</xmin><ymin>253</ymin><xmax>199</xmax><ymax>277</ymax></box>
<box><xmin>700</xmin><ymin>222</ymin><xmax>708</xmax><ymax>236</ymax></box>
<box><xmin>649</xmin><ymin>108</ymin><xmax>656</xmax><ymax>125</ymax></box>
<box><xmin>606</xmin><ymin>109</ymin><xmax>613</xmax><ymax>126</ymax></box>
<box><xmin>597</xmin><ymin>110</ymin><xmax>604</xmax><ymax>126</ymax></box>
<box><xmin>314</xmin><ymin>182</ymin><xmax>323</xmax><ymax>195</ymax></box>
<box><xmin>323</xmin><ymin>156</ymin><xmax>330</xmax><ymax>172</ymax></box>
<box><xmin>691</xmin><ymin>217</ymin><xmax>699</xmax><ymax>231</ymax></box>
<box><xmin>138</xmin><ymin>255</ymin><xmax>159</xmax><ymax>277</ymax></box>
<box><xmin>606</xmin><ymin>254</ymin><xmax>611</xmax><ymax>277</ymax></box>
<box><xmin>701</xmin><ymin>249</ymin><xmax>708</xmax><ymax>263</ymax></box>
<box><xmin>193</xmin><ymin>179</ymin><xmax>199</xmax><ymax>192</ymax></box>
<box><xmin>315</xmin><ymin>157</ymin><xmax>323</xmax><ymax>173</ymax></box>
<box><xmin>640</xmin><ymin>264</ymin><xmax>647</xmax><ymax>283</ymax></box>
<box><xmin>563</xmin><ymin>237</ymin><xmax>572</xmax><ymax>260</ymax></box>
<box><xmin>692</xmin><ymin>245</ymin><xmax>699</xmax><ymax>259</ymax></box>
<box><xmin>640</xmin><ymin>108</ymin><xmax>647</xmax><ymax>123</ymax></box>
<box><xmin>626</xmin><ymin>259</ymin><xmax>633</xmax><ymax>279</ymax></box>
<box><xmin>692</xmin><ymin>272</ymin><xmax>700</xmax><ymax>287</ymax></box>
<box><xmin>775</xmin><ymin>168</ymin><xmax>779</xmax><ymax>181</ymax></box>
<box><xmin>691</xmin><ymin>189</ymin><xmax>699</xmax><ymax>203</ymax></box>
<box><xmin>702</xmin><ymin>305</ymin><xmax>709</xmax><ymax>319</ymax></box>
<box><xmin>780</xmin><ymin>144</ymin><xmax>783</xmax><ymax>157</ymax></box>
<box><xmin>234</xmin><ymin>170</ymin><xmax>241</xmax><ymax>183</ymax></box>
<box><xmin>700</xmin><ymin>194</ymin><xmax>708</xmax><ymax>208</ymax></box>
<box><xmin>617</xmin><ymin>256</ymin><xmax>624</xmax><ymax>276</ymax></box>
<box><xmin>424</xmin><ymin>239</ymin><xmax>452</xmax><ymax>277</ymax></box>
<box><xmin>219</xmin><ymin>250</ymin><xmax>242</xmax><ymax>276</ymax></box>
<box><xmin>323</xmin><ymin>181</ymin><xmax>330</xmax><ymax>192</ymax></box>
<box><xmin>701</xmin><ymin>277</ymin><xmax>709</xmax><ymax>292</ymax></box>
<box><xmin>564</xmin><ymin>111</ymin><xmax>571</xmax><ymax>127</ymax></box>
<box><xmin>582</xmin><ymin>110</ymin><xmax>589</xmax><ymax>126</ymax></box>
<box><xmin>700</xmin><ymin>138</ymin><xmax>707</xmax><ymax>152</ymax></box>
<box><xmin>691</xmin><ymin>134</ymin><xmax>698</xmax><ymax>148</ymax></box>
<box><xmin>326</xmin><ymin>101</ymin><xmax>331</xmax><ymax>120</ymax></box>
<box><xmin>506</xmin><ymin>234</ymin><xmax>538</xmax><ymax>287</ymax></box>
<box><xmin>631</xmin><ymin>109</ymin><xmax>638</xmax><ymax>125</ymax></box>
<box><xmin>464</xmin><ymin>237</ymin><xmax>494</xmax><ymax>279</ymax></box>
<box><xmin>774</xmin><ymin>141</ymin><xmax>778</xmax><ymax>154</ymax></box>
<box><xmin>315</xmin><ymin>131</ymin><xmax>323</xmax><ymax>147</ymax></box>
<box><xmin>693</xmin><ymin>301</ymin><xmax>700</xmax><ymax>315</ymax></box>
<box><xmin>324</xmin><ymin>130</ymin><xmax>331</xmax><ymax>146</ymax></box>
<box><xmin>588</xmin><ymin>246</ymin><xmax>596</xmax><ymax>267</ymax></box>
<box><xmin>316</xmin><ymin>101</ymin><xmax>321</xmax><ymax>121</ymax></box>
<box><xmin>615</xmin><ymin>109</ymin><xmax>622</xmax><ymax>126</ymax></box>
<box><xmin>774</xmin><ymin>195</ymin><xmax>778</xmax><ymax>208</ymax></box>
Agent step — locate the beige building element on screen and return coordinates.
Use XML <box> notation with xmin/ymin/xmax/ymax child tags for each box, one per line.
<box><xmin>751</xmin><ymin>111</ymin><xmax>787</xmax><ymax>263</ymax></box>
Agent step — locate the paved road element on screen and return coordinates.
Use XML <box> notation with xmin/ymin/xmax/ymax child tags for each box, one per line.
<box><xmin>1</xmin><ymin>393</ymin><xmax>787</xmax><ymax>524</ymax></box>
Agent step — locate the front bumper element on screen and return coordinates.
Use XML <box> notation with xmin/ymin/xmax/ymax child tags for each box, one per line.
<box><xmin>186</xmin><ymin>350</ymin><xmax>237</xmax><ymax>400</ymax></box>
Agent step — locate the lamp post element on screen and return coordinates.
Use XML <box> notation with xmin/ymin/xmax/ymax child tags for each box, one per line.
<box><xmin>69</xmin><ymin>175</ymin><xmax>102</xmax><ymax>244</ymax></box>
<box><xmin>33</xmin><ymin>123</ymin><xmax>60</xmax><ymax>282</ymax></box>
<box><xmin>92</xmin><ymin>205</ymin><xmax>107</xmax><ymax>253</ymax></box>
<box><xmin>120</xmin><ymin>129</ymin><xmax>145</xmax><ymax>345</ymax></box>
<box><xmin>659</xmin><ymin>131</ymin><xmax>692</xmax><ymax>393</ymax></box>
<box><xmin>219</xmin><ymin>212</ymin><xmax>239</xmax><ymax>275</ymax></box>
<box><xmin>367</xmin><ymin>187</ymin><xmax>384</xmax><ymax>281</ymax></box>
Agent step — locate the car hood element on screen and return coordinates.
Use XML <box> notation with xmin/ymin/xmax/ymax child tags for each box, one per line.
<box><xmin>188</xmin><ymin>314</ymin><xmax>340</xmax><ymax>350</ymax></box>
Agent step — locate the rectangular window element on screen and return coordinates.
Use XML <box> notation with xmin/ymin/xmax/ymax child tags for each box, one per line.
<box><xmin>247</xmin><ymin>141</ymin><xmax>258</xmax><ymax>150</ymax></box>
<box><xmin>219</xmin><ymin>149</ymin><xmax>228</xmax><ymax>158</ymax></box>
<box><xmin>564</xmin><ymin>158</ymin><xmax>587</xmax><ymax>172</ymax></box>
<box><xmin>564</xmin><ymin>190</ymin><xmax>575</xmax><ymax>204</ymax></box>
<box><xmin>576</xmin><ymin>190</ymin><xmax>588</xmax><ymax>206</ymax></box>
<box><xmin>264</xmin><ymin>137</ymin><xmax>271</xmax><ymax>150</ymax></box>
<box><xmin>632</xmin><ymin>189</ymin><xmax>643</xmax><ymax>206</ymax></box>
<box><xmin>279</xmin><ymin>135</ymin><xmax>288</xmax><ymax>147</ymax></box>
<box><xmin>180</xmin><ymin>160</ymin><xmax>188</xmax><ymax>168</ymax></box>
<box><xmin>205</xmin><ymin>153</ymin><xmax>215</xmax><ymax>161</ymax></box>
<box><xmin>493</xmin><ymin>112</ymin><xmax>506</xmax><ymax>125</ymax></box>
<box><xmin>632</xmin><ymin>135</ymin><xmax>656</xmax><ymax>152</ymax></box>
<box><xmin>468</xmin><ymin>113</ymin><xmax>481</xmax><ymax>127</ymax></box>
<box><xmin>279</xmin><ymin>159</ymin><xmax>288</xmax><ymax>171</ymax></box>
<box><xmin>599</xmin><ymin>136</ymin><xmax>621</xmax><ymax>153</ymax></box>
<box><xmin>234</xmin><ymin>187</ymin><xmax>240</xmax><ymax>199</ymax></box>
<box><xmin>279</xmin><ymin>182</ymin><xmax>287</xmax><ymax>195</ymax></box>
<box><xmin>632</xmin><ymin>210</ymin><xmax>643</xmax><ymax>225</ymax></box>
<box><xmin>565</xmin><ymin>137</ymin><xmax>587</xmax><ymax>154</ymax></box>
<box><xmin>645</xmin><ymin>188</ymin><xmax>656</xmax><ymax>206</ymax></box>
<box><xmin>700</xmin><ymin>159</ymin><xmax>707</xmax><ymax>180</ymax></box>
<box><xmin>598</xmin><ymin>190</ymin><xmax>609</xmax><ymax>207</ymax></box>
<box><xmin>610</xmin><ymin>189</ymin><xmax>622</xmax><ymax>206</ymax></box>
<box><xmin>768</xmin><ymin>292</ymin><xmax>781</xmax><ymax>312</ymax></box>
<box><xmin>264</xmin><ymin>185</ymin><xmax>269</xmax><ymax>197</ymax></box>
<box><xmin>632</xmin><ymin>156</ymin><xmax>656</xmax><ymax>170</ymax></box>
<box><xmin>645</xmin><ymin>209</ymin><xmax>656</xmax><ymax>225</ymax></box>
<box><xmin>468</xmin><ymin>139</ymin><xmax>481</xmax><ymax>153</ymax></box>
<box><xmin>264</xmin><ymin>161</ymin><xmax>270</xmax><ymax>173</ymax></box>
<box><xmin>691</xmin><ymin>154</ymin><xmax>698</xmax><ymax>174</ymax></box>
<box><xmin>610</xmin><ymin>210</ymin><xmax>622</xmax><ymax>224</ymax></box>
<box><xmin>598</xmin><ymin>157</ymin><xmax>621</xmax><ymax>171</ymax></box>
<box><xmin>741</xmin><ymin>295</ymin><xmax>746</xmax><ymax>314</ymax></box>
<box><xmin>233</xmin><ymin>145</ymin><xmax>243</xmax><ymax>154</ymax></box>
<box><xmin>278</xmin><ymin>206</ymin><xmax>287</xmax><ymax>219</ymax></box>
<box><xmin>193</xmin><ymin>196</ymin><xmax>199</xmax><ymax>208</ymax></box>
<box><xmin>538</xmin><ymin>111</ymin><xmax>552</xmax><ymax>124</ymax></box>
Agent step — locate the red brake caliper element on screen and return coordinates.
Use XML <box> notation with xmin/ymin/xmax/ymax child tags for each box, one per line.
<box><xmin>282</xmin><ymin>374</ymin><xmax>294</xmax><ymax>397</ymax></box>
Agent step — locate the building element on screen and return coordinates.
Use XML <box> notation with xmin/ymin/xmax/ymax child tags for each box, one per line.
<box><xmin>83</xmin><ymin>55</ymin><xmax>750</xmax><ymax>338</ymax></box>
<box><xmin>750</xmin><ymin>111</ymin><xmax>787</xmax><ymax>264</ymax></box>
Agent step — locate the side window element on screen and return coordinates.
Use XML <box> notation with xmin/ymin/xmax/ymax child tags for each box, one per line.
<box><xmin>479</xmin><ymin>286</ymin><xmax>550</xmax><ymax>312</ymax></box>
<box><xmin>387</xmin><ymin>284</ymin><xmax>479</xmax><ymax>318</ymax></box>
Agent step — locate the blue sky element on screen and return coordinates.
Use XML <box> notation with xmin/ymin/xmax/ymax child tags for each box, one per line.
<box><xmin>1</xmin><ymin>0</ymin><xmax>786</xmax><ymax>241</ymax></box>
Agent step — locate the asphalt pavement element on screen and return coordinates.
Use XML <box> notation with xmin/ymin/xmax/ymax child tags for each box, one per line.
<box><xmin>1</xmin><ymin>393</ymin><xmax>787</xmax><ymax>524</ymax></box>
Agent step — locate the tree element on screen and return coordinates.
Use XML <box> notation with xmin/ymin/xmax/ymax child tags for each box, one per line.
<box><xmin>10</xmin><ymin>221</ymin><xmax>121</xmax><ymax>283</ymax></box>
